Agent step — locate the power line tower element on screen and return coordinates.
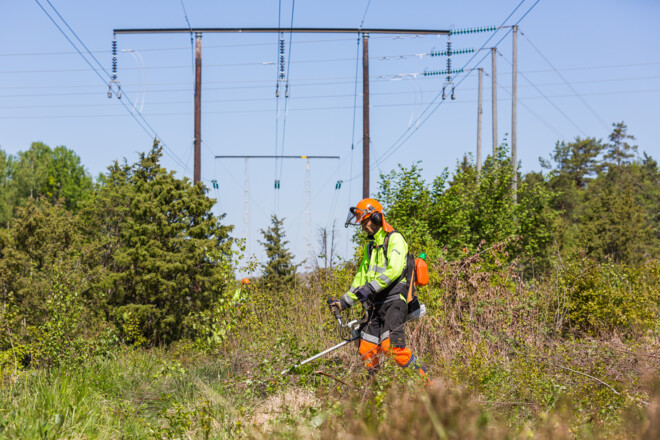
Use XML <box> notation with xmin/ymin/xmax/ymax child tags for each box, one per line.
<box><xmin>304</xmin><ymin>158</ymin><xmax>312</xmax><ymax>257</ymax></box>
<box><xmin>243</xmin><ymin>158</ymin><xmax>250</xmax><ymax>255</ymax></box>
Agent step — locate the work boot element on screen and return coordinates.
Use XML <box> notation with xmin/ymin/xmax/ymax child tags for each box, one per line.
<box><xmin>406</xmin><ymin>355</ymin><xmax>431</xmax><ymax>382</ymax></box>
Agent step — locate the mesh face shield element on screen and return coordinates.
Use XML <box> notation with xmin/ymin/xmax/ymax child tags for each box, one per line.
<box><xmin>345</xmin><ymin>206</ymin><xmax>372</xmax><ymax>228</ymax></box>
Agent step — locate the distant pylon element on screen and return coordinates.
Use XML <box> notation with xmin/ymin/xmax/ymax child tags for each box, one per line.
<box><xmin>243</xmin><ymin>158</ymin><xmax>250</xmax><ymax>256</ymax></box>
<box><xmin>304</xmin><ymin>158</ymin><xmax>312</xmax><ymax>257</ymax></box>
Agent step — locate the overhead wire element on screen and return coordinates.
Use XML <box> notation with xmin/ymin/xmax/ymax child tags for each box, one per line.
<box><xmin>5</xmin><ymin>78</ymin><xmax>660</xmax><ymax>103</ymax></box>
<box><xmin>0</xmin><ymin>34</ymin><xmax>409</xmax><ymax>58</ymax></box>
<box><xmin>5</xmin><ymin>87</ymin><xmax>660</xmax><ymax>118</ymax></box>
<box><xmin>33</xmin><ymin>0</ymin><xmax>192</xmax><ymax>174</ymax></box>
<box><xmin>276</xmin><ymin>0</ymin><xmax>296</xmax><ymax>188</ymax></box>
<box><xmin>5</xmin><ymin>72</ymin><xmax>660</xmax><ymax>96</ymax></box>
<box><xmin>5</xmin><ymin>59</ymin><xmax>660</xmax><ymax>79</ymax></box>
<box><xmin>6</xmin><ymin>86</ymin><xmax>660</xmax><ymax>110</ymax></box>
<box><xmin>178</xmin><ymin>0</ymin><xmax>195</xmax><ymax>78</ymax></box>
<box><xmin>486</xmin><ymin>70</ymin><xmax>566</xmax><ymax>139</ymax></box>
<box><xmin>497</xmin><ymin>49</ymin><xmax>587</xmax><ymax>136</ymax></box>
<box><xmin>368</xmin><ymin>0</ymin><xmax>543</xmax><ymax>175</ymax></box>
<box><xmin>519</xmin><ymin>29</ymin><xmax>609</xmax><ymax>130</ymax></box>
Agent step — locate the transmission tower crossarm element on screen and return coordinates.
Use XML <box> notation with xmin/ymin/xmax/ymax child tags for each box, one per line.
<box><xmin>215</xmin><ymin>155</ymin><xmax>339</xmax><ymax>159</ymax></box>
<box><xmin>113</xmin><ymin>27</ymin><xmax>449</xmax><ymax>35</ymax></box>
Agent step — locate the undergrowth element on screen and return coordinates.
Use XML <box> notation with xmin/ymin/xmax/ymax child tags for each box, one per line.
<box><xmin>1</xmin><ymin>243</ymin><xmax>659</xmax><ymax>438</ymax></box>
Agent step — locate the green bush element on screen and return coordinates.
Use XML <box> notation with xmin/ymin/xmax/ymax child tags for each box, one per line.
<box><xmin>555</xmin><ymin>256</ymin><xmax>660</xmax><ymax>337</ymax></box>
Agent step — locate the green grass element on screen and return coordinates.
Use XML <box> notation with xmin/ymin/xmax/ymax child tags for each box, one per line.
<box><xmin>2</xmin><ymin>259</ymin><xmax>660</xmax><ymax>438</ymax></box>
<box><xmin>0</xmin><ymin>347</ymin><xmax>244</xmax><ymax>439</ymax></box>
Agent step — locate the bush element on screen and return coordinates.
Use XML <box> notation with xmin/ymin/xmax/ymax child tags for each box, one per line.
<box><xmin>554</xmin><ymin>255</ymin><xmax>660</xmax><ymax>337</ymax></box>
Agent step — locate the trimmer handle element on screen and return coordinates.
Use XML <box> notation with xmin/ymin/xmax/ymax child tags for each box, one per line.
<box><xmin>326</xmin><ymin>297</ymin><xmax>342</xmax><ymax>321</ymax></box>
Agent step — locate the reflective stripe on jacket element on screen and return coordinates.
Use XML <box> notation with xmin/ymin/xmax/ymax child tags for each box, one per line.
<box><xmin>341</xmin><ymin>228</ymin><xmax>409</xmax><ymax>307</ymax></box>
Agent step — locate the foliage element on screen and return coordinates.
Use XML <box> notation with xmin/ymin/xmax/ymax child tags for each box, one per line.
<box><xmin>0</xmin><ymin>143</ymin><xmax>92</xmax><ymax>226</ymax></box>
<box><xmin>542</xmin><ymin>122</ymin><xmax>659</xmax><ymax>264</ymax></box>
<box><xmin>603</xmin><ymin>121</ymin><xmax>638</xmax><ymax>168</ymax></box>
<box><xmin>1</xmin><ymin>125</ymin><xmax>660</xmax><ymax>438</ymax></box>
<box><xmin>377</xmin><ymin>147</ymin><xmax>556</xmax><ymax>268</ymax></box>
<box><xmin>81</xmin><ymin>143</ymin><xmax>234</xmax><ymax>344</ymax></box>
<box><xmin>259</xmin><ymin>214</ymin><xmax>299</xmax><ymax>289</ymax></box>
<box><xmin>554</xmin><ymin>255</ymin><xmax>660</xmax><ymax>337</ymax></box>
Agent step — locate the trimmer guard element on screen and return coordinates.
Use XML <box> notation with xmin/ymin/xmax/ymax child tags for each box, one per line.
<box><xmin>406</xmin><ymin>298</ymin><xmax>426</xmax><ymax>322</ymax></box>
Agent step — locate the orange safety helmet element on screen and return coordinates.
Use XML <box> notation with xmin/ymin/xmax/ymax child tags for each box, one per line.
<box><xmin>345</xmin><ymin>198</ymin><xmax>384</xmax><ymax>227</ymax></box>
<box><xmin>241</xmin><ymin>278</ymin><xmax>250</xmax><ymax>285</ymax></box>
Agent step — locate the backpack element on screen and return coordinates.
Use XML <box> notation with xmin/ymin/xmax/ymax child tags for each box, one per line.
<box><xmin>366</xmin><ymin>231</ymin><xmax>429</xmax><ymax>305</ymax></box>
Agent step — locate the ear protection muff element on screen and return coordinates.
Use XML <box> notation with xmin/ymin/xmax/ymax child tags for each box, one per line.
<box><xmin>371</xmin><ymin>211</ymin><xmax>382</xmax><ymax>225</ymax></box>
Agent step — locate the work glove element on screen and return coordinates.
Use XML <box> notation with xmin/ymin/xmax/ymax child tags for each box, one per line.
<box><xmin>354</xmin><ymin>284</ymin><xmax>375</xmax><ymax>305</ymax></box>
<box><xmin>327</xmin><ymin>297</ymin><xmax>343</xmax><ymax>319</ymax></box>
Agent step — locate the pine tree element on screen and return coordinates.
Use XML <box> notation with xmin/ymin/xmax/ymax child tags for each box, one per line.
<box><xmin>603</xmin><ymin>121</ymin><xmax>637</xmax><ymax>168</ymax></box>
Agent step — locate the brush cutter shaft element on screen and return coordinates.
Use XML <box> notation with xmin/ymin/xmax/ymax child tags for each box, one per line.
<box><xmin>280</xmin><ymin>336</ymin><xmax>357</xmax><ymax>375</ymax></box>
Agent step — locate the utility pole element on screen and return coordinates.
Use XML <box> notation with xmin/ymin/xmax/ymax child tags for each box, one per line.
<box><xmin>113</xmin><ymin>27</ymin><xmax>449</xmax><ymax>187</ymax></box>
<box><xmin>362</xmin><ymin>32</ymin><xmax>370</xmax><ymax>199</ymax></box>
<box><xmin>511</xmin><ymin>26</ymin><xmax>518</xmax><ymax>200</ymax></box>
<box><xmin>491</xmin><ymin>47</ymin><xmax>498</xmax><ymax>155</ymax></box>
<box><xmin>194</xmin><ymin>33</ymin><xmax>202</xmax><ymax>184</ymax></box>
<box><xmin>477</xmin><ymin>68</ymin><xmax>483</xmax><ymax>176</ymax></box>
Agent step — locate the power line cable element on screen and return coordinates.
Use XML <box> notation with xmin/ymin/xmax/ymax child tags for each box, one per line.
<box><xmin>0</xmin><ymin>36</ymin><xmax>373</xmax><ymax>58</ymax></box>
<box><xmin>178</xmin><ymin>0</ymin><xmax>195</xmax><ymax>78</ymax></box>
<box><xmin>6</xmin><ymin>58</ymin><xmax>660</xmax><ymax>78</ymax></box>
<box><xmin>497</xmin><ymin>49</ymin><xmax>586</xmax><ymax>136</ymax></box>
<box><xmin>369</xmin><ymin>0</ymin><xmax>543</xmax><ymax>173</ymax></box>
<box><xmin>519</xmin><ymin>29</ymin><xmax>609</xmax><ymax>130</ymax></box>
<box><xmin>360</xmin><ymin>0</ymin><xmax>372</xmax><ymax>28</ymax></box>
<box><xmin>33</xmin><ymin>0</ymin><xmax>192</xmax><ymax>174</ymax></box>
<box><xmin>487</xmin><ymin>70</ymin><xmax>566</xmax><ymax>138</ymax></box>
<box><xmin>5</xmin><ymin>72</ymin><xmax>660</xmax><ymax>95</ymax></box>
<box><xmin>277</xmin><ymin>0</ymin><xmax>296</xmax><ymax>184</ymax></box>
<box><xmin>6</xmin><ymin>87</ymin><xmax>659</xmax><ymax>116</ymax></box>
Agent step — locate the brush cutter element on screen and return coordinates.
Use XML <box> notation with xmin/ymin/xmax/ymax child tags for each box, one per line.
<box><xmin>280</xmin><ymin>302</ymin><xmax>368</xmax><ymax>375</ymax></box>
<box><xmin>280</xmin><ymin>298</ymin><xmax>426</xmax><ymax>375</ymax></box>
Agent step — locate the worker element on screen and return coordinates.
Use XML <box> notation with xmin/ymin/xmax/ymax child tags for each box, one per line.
<box><xmin>233</xmin><ymin>277</ymin><xmax>251</xmax><ymax>303</ymax></box>
<box><xmin>329</xmin><ymin>198</ymin><xmax>427</xmax><ymax>377</ymax></box>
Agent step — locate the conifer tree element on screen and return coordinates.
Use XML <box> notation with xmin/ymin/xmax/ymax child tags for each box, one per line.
<box><xmin>82</xmin><ymin>143</ymin><xmax>233</xmax><ymax>344</ymax></box>
<box><xmin>603</xmin><ymin>121</ymin><xmax>637</xmax><ymax>167</ymax></box>
<box><xmin>259</xmin><ymin>215</ymin><xmax>297</xmax><ymax>288</ymax></box>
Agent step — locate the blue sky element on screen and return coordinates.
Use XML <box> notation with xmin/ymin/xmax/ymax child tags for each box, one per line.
<box><xmin>2</xmin><ymin>0</ymin><xmax>659</xmax><ymax>270</ymax></box>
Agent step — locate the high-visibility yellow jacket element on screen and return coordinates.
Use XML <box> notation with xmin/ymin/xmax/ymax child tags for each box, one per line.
<box><xmin>341</xmin><ymin>228</ymin><xmax>409</xmax><ymax>308</ymax></box>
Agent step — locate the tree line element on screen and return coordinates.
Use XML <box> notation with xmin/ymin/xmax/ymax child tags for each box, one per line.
<box><xmin>0</xmin><ymin>121</ymin><xmax>658</xmax><ymax>372</ymax></box>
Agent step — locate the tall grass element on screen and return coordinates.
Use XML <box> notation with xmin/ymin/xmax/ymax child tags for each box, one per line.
<box><xmin>2</xmin><ymin>249</ymin><xmax>659</xmax><ymax>438</ymax></box>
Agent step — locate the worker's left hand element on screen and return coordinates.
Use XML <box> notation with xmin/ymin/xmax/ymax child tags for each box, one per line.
<box><xmin>355</xmin><ymin>284</ymin><xmax>375</xmax><ymax>304</ymax></box>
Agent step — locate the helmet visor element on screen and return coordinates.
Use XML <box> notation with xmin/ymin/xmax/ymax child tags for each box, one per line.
<box><xmin>345</xmin><ymin>206</ymin><xmax>368</xmax><ymax>228</ymax></box>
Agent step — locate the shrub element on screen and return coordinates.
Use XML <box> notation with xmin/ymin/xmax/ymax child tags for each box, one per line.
<box><xmin>553</xmin><ymin>255</ymin><xmax>660</xmax><ymax>337</ymax></box>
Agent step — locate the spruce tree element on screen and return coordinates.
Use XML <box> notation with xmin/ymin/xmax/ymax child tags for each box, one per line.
<box><xmin>259</xmin><ymin>215</ymin><xmax>297</xmax><ymax>288</ymax></box>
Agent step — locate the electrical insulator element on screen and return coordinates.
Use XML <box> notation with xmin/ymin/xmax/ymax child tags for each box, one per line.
<box><xmin>279</xmin><ymin>35</ymin><xmax>286</xmax><ymax>81</ymax></box>
<box><xmin>276</xmin><ymin>84</ymin><xmax>280</xmax><ymax>98</ymax></box>
<box><xmin>451</xmin><ymin>87</ymin><xmax>456</xmax><ymax>100</ymax></box>
<box><xmin>117</xmin><ymin>86</ymin><xmax>121</xmax><ymax>99</ymax></box>
<box><xmin>285</xmin><ymin>84</ymin><xmax>289</xmax><ymax>98</ymax></box>
<box><xmin>107</xmin><ymin>86</ymin><xmax>112</xmax><ymax>99</ymax></box>
<box><xmin>442</xmin><ymin>86</ymin><xmax>446</xmax><ymax>100</ymax></box>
